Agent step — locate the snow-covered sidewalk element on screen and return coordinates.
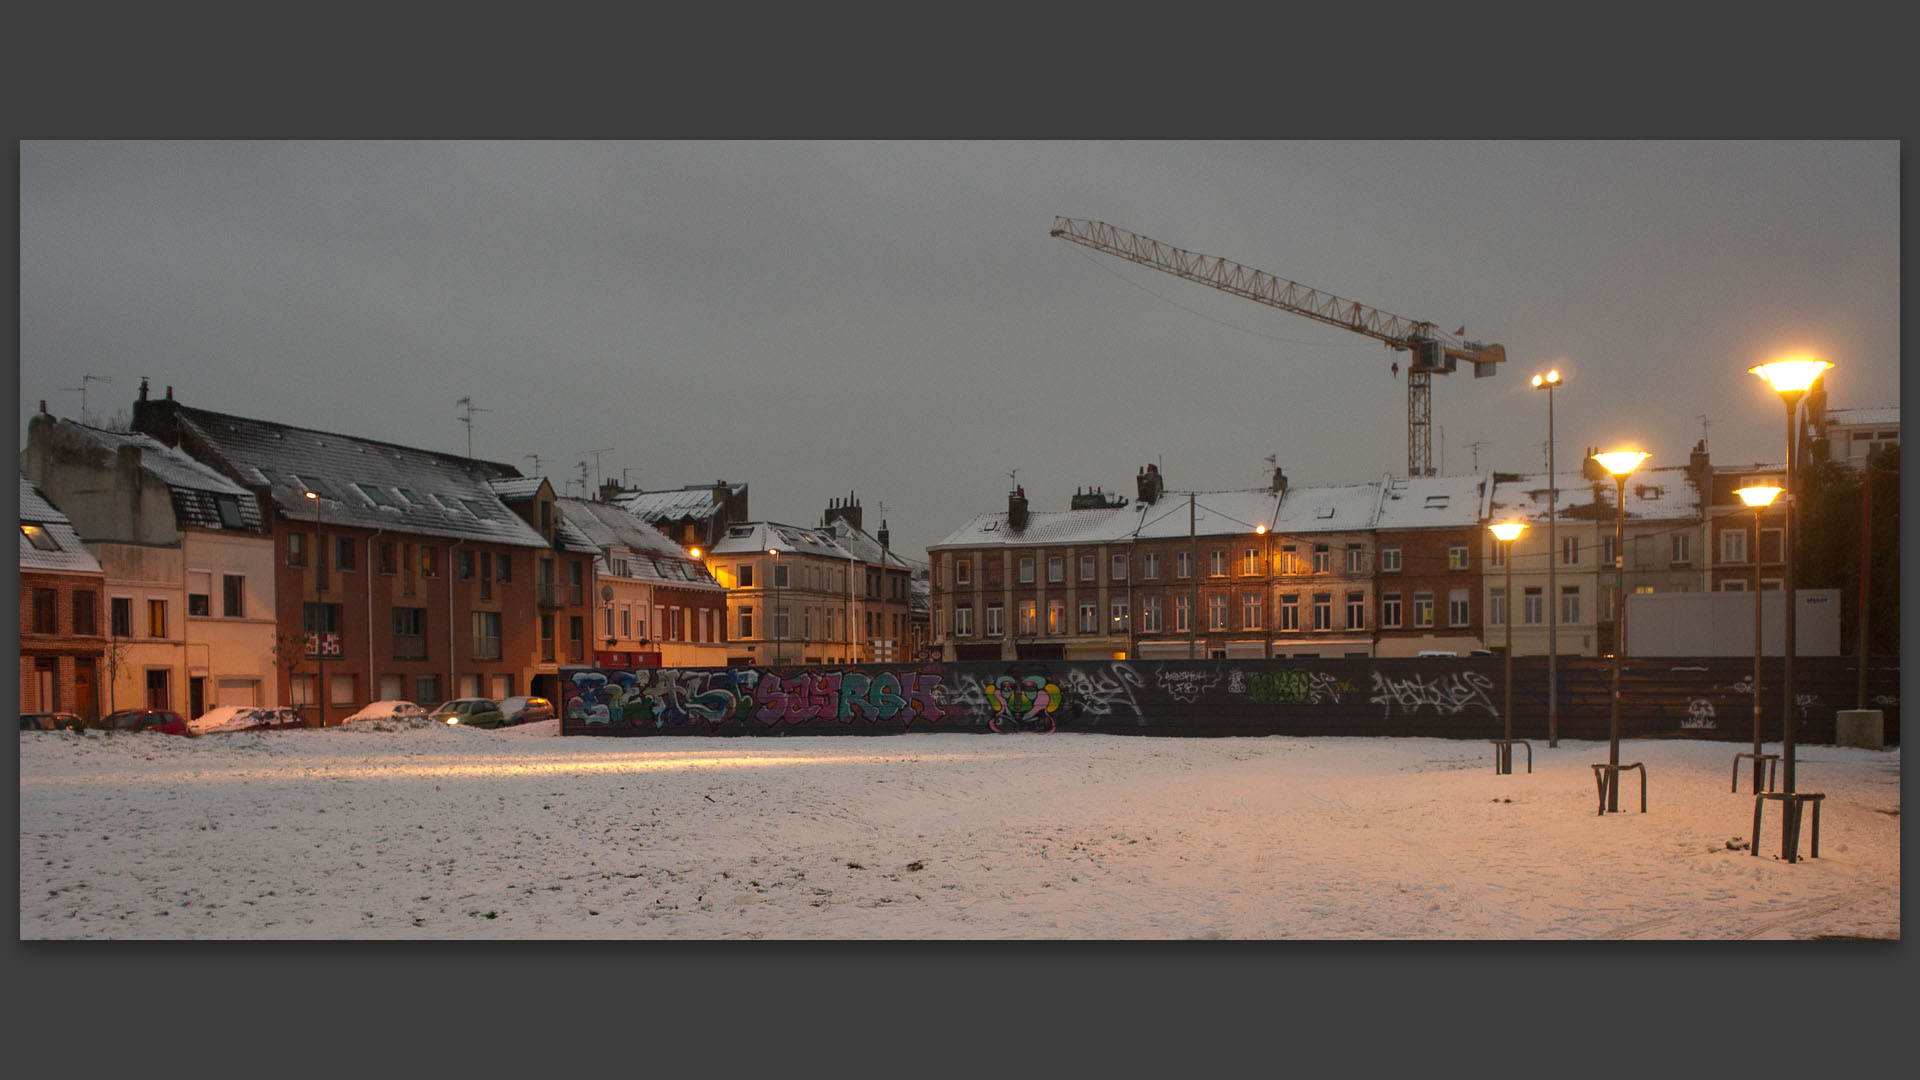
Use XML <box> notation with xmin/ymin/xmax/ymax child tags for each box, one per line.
<box><xmin>17</xmin><ymin>721</ymin><xmax>1901</xmax><ymax>939</ymax></box>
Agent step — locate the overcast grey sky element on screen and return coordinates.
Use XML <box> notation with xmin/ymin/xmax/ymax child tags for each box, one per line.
<box><xmin>17</xmin><ymin>141</ymin><xmax>1900</xmax><ymax>559</ymax></box>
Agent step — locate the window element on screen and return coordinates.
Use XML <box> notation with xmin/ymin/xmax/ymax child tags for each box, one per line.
<box><xmin>354</xmin><ymin>482</ymin><xmax>393</xmax><ymax>507</ymax></box>
<box><xmin>1313</xmin><ymin>545</ymin><xmax>1330</xmax><ymax>573</ymax></box>
<box><xmin>1448</xmin><ymin>543</ymin><xmax>1469</xmax><ymax>571</ymax></box>
<box><xmin>1141</xmin><ymin>595</ymin><xmax>1163</xmax><ymax>633</ymax></box>
<box><xmin>1758</xmin><ymin>528</ymin><xmax>1783</xmax><ymax>564</ymax></box>
<box><xmin>72</xmin><ymin>590</ymin><xmax>97</xmax><ymax>635</ymax></box>
<box><xmin>32</xmin><ymin>588</ymin><xmax>56</xmax><ymax>634</ymax></box>
<box><xmin>1242</xmin><ymin>592</ymin><xmax>1261</xmax><ymax>630</ymax></box>
<box><xmin>422</xmin><ymin>545</ymin><xmax>437</xmax><ymax>577</ymax></box>
<box><xmin>1346</xmin><ymin>592</ymin><xmax>1364</xmax><ymax>630</ymax></box>
<box><xmin>773</xmin><ymin>563</ymin><xmax>790</xmax><ymax>588</ymax></box>
<box><xmin>458</xmin><ymin>549</ymin><xmax>474</xmax><ymax>579</ymax></box>
<box><xmin>472</xmin><ymin>611</ymin><xmax>502</xmax><ymax>660</ymax></box>
<box><xmin>188</xmin><ymin>570</ymin><xmax>212</xmax><ymax>616</ymax></box>
<box><xmin>392</xmin><ymin>607</ymin><xmax>427</xmax><ymax>660</ymax></box>
<box><xmin>737</xmin><ymin>564</ymin><xmax>754</xmax><ymax>588</ymax></box>
<box><xmin>1345</xmin><ymin>544</ymin><xmax>1363</xmax><ymax>573</ymax></box>
<box><xmin>1111</xmin><ymin>553</ymin><xmax>1127</xmax><ymax>581</ymax></box>
<box><xmin>1670</xmin><ymin>533</ymin><xmax>1691</xmax><ymax>565</ymax></box>
<box><xmin>1561</xmin><ymin>537</ymin><xmax>1579</xmax><ymax>566</ymax></box>
<box><xmin>1242</xmin><ymin>548</ymin><xmax>1260</xmax><ymax>576</ymax></box>
<box><xmin>379</xmin><ymin>542</ymin><xmax>397</xmax><ymax>574</ymax></box>
<box><xmin>1490</xmin><ymin>588</ymin><xmax>1507</xmax><ymax>626</ymax></box>
<box><xmin>1280</xmin><ymin>544</ymin><xmax>1298</xmax><ymax>574</ymax></box>
<box><xmin>738</xmin><ymin>606</ymin><xmax>754</xmax><ymax>639</ymax></box>
<box><xmin>1381</xmin><ymin>544</ymin><xmax>1401</xmax><ymax>572</ymax></box>
<box><xmin>955</xmin><ymin>559</ymin><xmax>971</xmax><ymax>585</ymax></box>
<box><xmin>335</xmin><ymin>537</ymin><xmax>356</xmax><ymax>572</ymax></box>
<box><xmin>1413</xmin><ymin>591</ymin><xmax>1434</xmax><ymax>628</ymax></box>
<box><xmin>1177</xmin><ymin>551</ymin><xmax>1193</xmax><ymax>579</ymax></box>
<box><xmin>1080</xmin><ymin>555</ymin><xmax>1095</xmax><ymax>582</ymax></box>
<box><xmin>1599</xmin><ymin>535</ymin><xmax>1616</xmax><ymax>569</ymax></box>
<box><xmin>21</xmin><ymin>523</ymin><xmax>58</xmax><ymax>551</ymax></box>
<box><xmin>1448</xmin><ymin>588</ymin><xmax>1470</xmax><ymax>627</ymax></box>
<box><xmin>1720</xmin><ymin>529</ymin><xmax>1747</xmax><ymax>564</ymax></box>
<box><xmin>1048</xmin><ymin>599</ymin><xmax>1066</xmax><ymax>634</ymax></box>
<box><xmin>1143</xmin><ymin>552</ymin><xmax>1160</xmax><ymax>580</ymax></box>
<box><xmin>287</xmin><ymin>531</ymin><xmax>306</xmax><ymax>567</ymax></box>
<box><xmin>1561</xmin><ymin>586</ymin><xmax>1581</xmax><ymax>625</ymax></box>
<box><xmin>1381</xmin><ymin>593</ymin><xmax>1401</xmax><ymax>628</ymax></box>
<box><xmin>148</xmin><ymin>598</ymin><xmax>167</xmax><ymax>638</ymax></box>
<box><xmin>1280</xmin><ymin>594</ymin><xmax>1299</xmax><ymax>632</ymax></box>
<box><xmin>539</xmin><ymin>614</ymin><xmax>555</xmax><ymax>662</ymax></box>
<box><xmin>1018</xmin><ymin>556</ymin><xmax>1034</xmax><ymax>583</ymax></box>
<box><xmin>111</xmin><ymin>597</ymin><xmax>133</xmax><ymax>637</ymax></box>
<box><xmin>1110</xmin><ymin>599</ymin><xmax>1129</xmax><ymax>632</ymax></box>
<box><xmin>303</xmin><ymin>602</ymin><xmax>340</xmax><ymax>636</ymax></box>
<box><xmin>414</xmin><ymin>675</ymin><xmax>439</xmax><ymax>705</ymax></box>
<box><xmin>569</xmin><ymin>616</ymin><xmax>585</xmax><ymax>662</ymax></box>
<box><xmin>1047</xmin><ymin>555</ymin><xmax>1064</xmax><ymax>583</ymax></box>
<box><xmin>567</xmin><ymin>561</ymin><xmax>582</xmax><ymax>603</ymax></box>
<box><xmin>1491</xmin><ymin>540</ymin><xmax>1506</xmax><ymax>568</ymax></box>
<box><xmin>1175</xmin><ymin>594</ymin><xmax>1192</xmax><ymax>633</ymax></box>
<box><xmin>223</xmin><ymin>574</ymin><xmax>245</xmax><ymax>617</ymax></box>
<box><xmin>953</xmin><ymin>605</ymin><xmax>973</xmax><ymax>637</ymax></box>
<box><xmin>986</xmin><ymin>604</ymin><xmax>1004</xmax><ymax>637</ymax></box>
<box><xmin>1209</xmin><ymin>595</ymin><xmax>1228</xmax><ymax>630</ymax></box>
<box><xmin>503</xmin><ymin>555</ymin><xmax>516</xmax><ymax>584</ymax></box>
<box><xmin>1210</xmin><ymin>549</ymin><xmax>1226</xmax><ymax>577</ymax></box>
<box><xmin>1523</xmin><ymin>587</ymin><xmax>1544</xmax><ymax>625</ymax></box>
<box><xmin>1080</xmin><ymin>602</ymin><xmax>1098</xmax><ymax>634</ymax></box>
<box><xmin>605</xmin><ymin>606</ymin><xmax>616</xmax><ymax>638</ymax></box>
<box><xmin>1312</xmin><ymin>594</ymin><xmax>1332</xmax><ymax>631</ymax></box>
<box><xmin>1019</xmin><ymin>601</ymin><xmax>1037</xmax><ymax>636</ymax></box>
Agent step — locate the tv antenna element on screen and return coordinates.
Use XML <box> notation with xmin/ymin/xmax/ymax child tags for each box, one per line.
<box><xmin>524</xmin><ymin>453</ymin><xmax>548</xmax><ymax>474</ymax></box>
<box><xmin>1007</xmin><ymin>468</ymin><xmax>1020</xmax><ymax>490</ymax></box>
<box><xmin>1467</xmin><ymin>441</ymin><xmax>1489</xmax><ymax>471</ymax></box>
<box><xmin>577</xmin><ymin>447</ymin><xmax>615</xmax><ymax>492</ymax></box>
<box><xmin>621</xmin><ymin>467</ymin><xmax>645</xmax><ymax>489</ymax></box>
<box><xmin>1697</xmin><ymin>413</ymin><xmax>1714</xmax><ymax>448</ymax></box>
<box><xmin>575</xmin><ymin>459</ymin><xmax>591</xmax><ymax>497</ymax></box>
<box><xmin>65</xmin><ymin>373</ymin><xmax>112</xmax><ymax>421</ymax></box>
<box><xmin>455</xmin><ymin>396</ymin><xmax>493</xmax><ymax>460</ymax></box>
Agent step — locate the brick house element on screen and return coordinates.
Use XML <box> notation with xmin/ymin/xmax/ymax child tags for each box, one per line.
<box><xmin>1373</xmin><ymin>473</ymin><xmax>1490</xmax><ymax>657</ymax></box>
<box><xmin>17</xmin><ymin>477</ymin><xmax>106</xmax><ymax>719</ymax></box>
<box><xmin>557</xmin><ymin>494</ymin><xmax>729</xmax><ymax>669</ymax></box>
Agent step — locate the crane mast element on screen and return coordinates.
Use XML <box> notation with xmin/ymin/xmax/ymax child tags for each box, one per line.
<box><xmin>1050</xmin><ymin>217</ymin><xmax>1504</xmax><ymax>477</ymax></box>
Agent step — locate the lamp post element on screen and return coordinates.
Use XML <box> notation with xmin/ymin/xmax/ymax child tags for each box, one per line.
<box><xmin>768</xmin><ymin>547</ymin><xmax>783</xmax><ymax>666</ymax></box>
<box><xmin>1531</xmin><ymin>368</ymin><xmax>1561</xmax><ymax>747</ymax></box>
<box><xmin>1592</xmin><ymin>449</ymin><xmax>1648</xmax><ymax>812</ymax></box>
<box><xmin>303</xmin><ymin>489</ymin><xmax>326</xmax><ymax>729</ymax></box>
<box><xmin>1490</xmin><ymin>521</ymin><xmax>1526</xmax><ymax>773</ymax></box>
<box><xmin>1750</xmin><ymin>356</ymin><xmax>1831</xmax><ymax>800</ymax></box>
<box><xmin>1257</xmin><ymin>523</ymin><xmax>1271</xmax><ymax>659</ymax></box>
<box><xmin>1735</xmin><ymin>484</ymin><xmax>1782</xmax><ymax>794</ymax></box>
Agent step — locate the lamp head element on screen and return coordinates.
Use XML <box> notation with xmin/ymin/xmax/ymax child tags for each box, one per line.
<box><xmin>1531</xmin><ymin>369</ymin><xmax>1560</xmax><ymax>389</ymax></box>
<box><xmin>1255</xmin><ymin>524</ymin><xmax>1267</xmax><ymax>535</ymax></box>
<box><xmin>1750</xmin><ymin>356</ymin><xmax>1831</xmax><ymax>397</ymax></box>
<box><xmin>1735</xmin><ymin>484</ymin><xmax>1783</xmax><ymax>509</ymax></box>
<box><xmin>1489</xmin><ymin>521</ymin><xmax>1526</xmax><ymax>542</ymax></box>
<box><xmin>688</xmin><ymin>547</ymin><xmax>702</xmax><ymax>559</ymax></box>
<box><xmin>1592</xmin><ymin>450</ymin><xmax>1650</xmax><ymax>478</ymax></box>
<box><xmin>767</xmin><ymin>548</ymin><xmax>779</xmax><ymax>557</ymax></box>
<box><xmin>303</xmin><ymin>490</ymin><xmax>319</xmax><ymax>501</ymax></box>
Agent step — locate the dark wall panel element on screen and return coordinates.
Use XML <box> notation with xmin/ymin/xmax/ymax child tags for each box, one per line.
<box><xmin>558</xmin><ymin>657</ymin><xmax>1900</xmax><ymax>744</ymax></box>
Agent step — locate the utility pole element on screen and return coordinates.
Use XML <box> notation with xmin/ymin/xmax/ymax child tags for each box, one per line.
<box><xmin>1468</xmin><ymin>441</ymin><xmax>1489</xmax><ymax>472</ymax></box>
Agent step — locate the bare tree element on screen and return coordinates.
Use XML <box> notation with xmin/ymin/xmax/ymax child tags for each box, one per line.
<box><xmin>272</xmin><ymin>631</ymin><xmax>310</xmax><ymax>719</ymax></box>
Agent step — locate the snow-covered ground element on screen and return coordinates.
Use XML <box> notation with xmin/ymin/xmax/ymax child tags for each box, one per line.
<box><xmin>17</xmin><ymin>720</ymin><xmax>1900</xmax><ymax>939</ymax></box>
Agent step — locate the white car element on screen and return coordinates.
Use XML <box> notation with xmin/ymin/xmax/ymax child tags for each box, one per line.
<box><xmin>190</xmin><ymin>705</ymin><xmax>303</xmax><ymax>734</ymax></box>
<box><xmin>342</xmin><ymin>700</ymin><xmax>430</xmax><ymax>723</ymax></box>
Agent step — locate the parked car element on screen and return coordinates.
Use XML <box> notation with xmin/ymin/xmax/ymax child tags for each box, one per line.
<box><xmin>497</xmin><ymin>696</ymin><xmax>555</xmax><ymax>726</ymax></box>
<box><xmin>20</xmin><ymin>711</ymin><xmax>84</xmax><ymax>732</ymax></box>
<box><xmin>343</xmin><ymin>700</ymin><xmax>429</xmax><ymax>724</ymax></box>
<box><xmin>99</xmin><ymin>708</ymin><xmax>192</xmax><ymax>736</ymax></box>
<box><xmin>190</xmin><ymin>705</ymin><xmax>305</xmax><ymax>734</ymax></box>
<box><xmin>429</xmin><ymin>698</ymin><xmax>505</xmax><ymax>729</ymax></box>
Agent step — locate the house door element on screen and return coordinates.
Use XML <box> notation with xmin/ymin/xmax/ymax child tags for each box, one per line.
<box><xmin>74</xmin><ymin>659</ymin><xmax>97</xmax><ymax>721</ymax></box>
<box><xmin>190</xmin><ymin>676</ymin><xmax>206</xmax><ymax>718</ymax></box>
<box><xmin>146</xmin><ymin>668</ymin><xmax>171</xmax><ymax>709</ymax></box>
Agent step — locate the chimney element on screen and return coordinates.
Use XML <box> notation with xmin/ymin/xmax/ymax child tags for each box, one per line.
<box><xmin>1136</xmin><ymin>463</ymin><xmax>1164</xmax><ymax>505</ymax></box>
<box><xmin>877</xmin><ymin>519</ymin><xmax>890</xmax><ymax>550</ymax></box>
<box><xmin>166</xmin><ymin>385</ymin><xmax>173</xmax><ymax>400</ymax></box>
<box><xmin>824</xmin><ymin>491</ymin><xmax>863</xmax><ymax>530</ymax></box>
<box><xmin>1270</xmin><ymin>466</ymin><xmax>1288</xmax><ymax>494</ymax></box>
<box><xmin>598</xmin><ymin>479</ymin><xmax>622</xmax><ymax>502</ymax></box>
<box><xmin>1580</xmin><ymin>446</ymin><xmax>1606</xmax><ymax>483</ymax></box>
<box><xmin>139</xmin><ymin>378</ymin><xmax>149</xmax><ymax>402</ymax></box>
<box><xmin>1008</xmin><ymin>485</ymin><xmax>1029</xmax><ymax>531</ymax></box>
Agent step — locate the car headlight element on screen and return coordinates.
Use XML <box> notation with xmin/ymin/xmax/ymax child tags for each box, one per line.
<box><xmin>446</xmin><ymin>716</ymin><xmax>459</xmax><ymax>725</ymax></box>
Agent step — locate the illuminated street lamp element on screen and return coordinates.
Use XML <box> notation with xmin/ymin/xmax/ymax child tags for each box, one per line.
<box><xmin>1735</xmin><ymin>484</ymin><xmax>1783</xmax><ymax>794</ymax></box>
<box><xmin>1256</xmin><ymin>523</ymin><xmax>1271</xmax><ymax>660</ymax></box>
<box><xmin>1489</xmin><ymin>521</ymin><xmax>1526</xmax><ymax>773</ymax></box>
<box><xmin>1531</xmin><ymin>368</ymin><xmax>1562</xmax><ymax>747</ymax></box>
<box><xmin>1749</xmin><ymin>356</ymin><xmax>1830</xmax><ymax>805</ymax></box>
<box><xmin>303</xmin><ymin>489</ymin><xmax>326</xmax><ymax>729</ymax></box>
<box><xmin>1592</xmin><ymin>449</ymin><xmax>1649</xmax><ymax>812</ymax></box>
<box><xmin>768</xmin><ymin>546</ymin><xmax>783</xmax><ymax>665</ymax></box>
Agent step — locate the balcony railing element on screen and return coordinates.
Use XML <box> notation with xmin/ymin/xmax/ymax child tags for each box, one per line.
<box><xmin>392</xmin><ymin>633</ymin><xmax>427</xmax><ymax>661</ymax></box>
<box><xmin>536</xmin><ymin>583</ymin><xmax>563</xmax><ymax>610</ymax></box>
<box><xmin>541</xmin><ymin>640</ymin><xmax>556</xmax><ymax>663</ymax></box>
<box><xmin>471</xmin><ymin>635</ymin><xmax>502</xmax><ymax>661</ymax></box>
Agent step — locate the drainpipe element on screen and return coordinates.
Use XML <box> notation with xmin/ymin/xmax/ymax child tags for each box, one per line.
<box><xmin>367</xmin><ymin>525</ymin><xmax>385</xmax><ymax>704</ymax></box>
<box><xmin>448</xmin><ymin>539</ymin><xmax>465</xmax><ymax>700</ymax></box>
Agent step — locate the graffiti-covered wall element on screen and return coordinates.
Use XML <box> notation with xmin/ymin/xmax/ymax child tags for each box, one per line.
<box><xmin>559</xmin><ymin>657</ymin><xmax>1899</xmax><ymax>743</ymax></box>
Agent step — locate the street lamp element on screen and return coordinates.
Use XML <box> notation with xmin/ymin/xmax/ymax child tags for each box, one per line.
<box><xmin>1749</xmin><ymin>356</ymin><xmax>1831</xmax><ymax>807</ymax></box>
<box><xmin>1531</xmin><ymin>368</ymin><xmax>1561</xmax><ymax>747</ymax></box>
<box><xmin>303</xmin><ymin>489</ymin><xmax>326</xmax><ymax>729</ymax></box>
<box><xmin>768</xmin><ymin>546</ymin><xmax>783</xmax><ymax>666</ymax></box>
<box><xmin>1592</xmin><ymin>449</ymin><xmax>1648</xmax><ymax>812</ymax></box>
<box><xmin>1256</xmin><ymin>523</ymin><xmax>1271</xmax><ymax>660</ymax></box>
<box><xmin>1735</xmin><ymin>484</ymin><xmax>1783</xmax><ymax>794</ymax></box>
<box><xmin>1490</xmin><ymin>521</ymin><xmax>1526</xmax><ymax>773</ymax></box>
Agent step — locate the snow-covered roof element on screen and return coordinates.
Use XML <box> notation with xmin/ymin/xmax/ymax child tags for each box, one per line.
<box><xmin>49</xmin><ymin>423</ymin><xmax>266</xmax><ymax>532</ymax></box>
<box><xmin>1489</xmin><ymin>465</ymin><xmax>1701</xmax><ymax>524</ymax></box>
<box><xmin>1132</xmin><ymin>490</ymin><xmax>1280</xmax><ymax>541</ymax></box>
<box><xmin>823</xmin><ymin>518</ymin><xmax>913</xmax><ymax>569</ymax></box>
<box><xmin>557</xmin><ymin>497</ymin><xmax>722</xmax><ymax>590</ymax></box>
<box><xmin>18</xmin><ymin>477</ymin><xmax>104</xmax><ymax>575</ymax></box>
<box><xmin>931</xmin><ymin>504</ymin><xmax>1140</xmax><ymax>550</ymax></box>
<box><xmin>156</xmin><ymin>402</ymin><xmax>551</xmax><ymax>549</ymax></box>
<box><xmin>713</xmin><ymin>521</ymin><xmax>857</xmax><ymax>561</ymax></box>
<box><xmin>486</xmin><ymin>476</ymin><xmax>548</xmax><ymax>501</ymax></box>
<box><xmin>1271</xmin><ymin>482</ymin><xmax>1382</xmax><ymax>533</ymax></box>
<box><xmin>1373</xmin><ymin>474</ymin><xmax>1487</xmax><ymax>530</ymax></box>
<box><xmin>615</xmin><ymin>484</ymin><xmax>743</xmax><ymax>523</ymax></box>
<box><xmin>1824</xmin><ymin>406</ymin><xmax>1899</xmax><ymax>429</ymax></box>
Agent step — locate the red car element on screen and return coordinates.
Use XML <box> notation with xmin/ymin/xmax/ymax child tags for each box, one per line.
<box><xmin>100</xmin><ymin>709</ymin><xmax>193</xmax><ymax>736</ymax></box>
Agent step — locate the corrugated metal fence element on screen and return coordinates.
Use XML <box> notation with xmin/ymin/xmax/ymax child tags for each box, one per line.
<box><xmin>559</xmin><ymin>656</ymin><xmax>1899</xmax><ymax>743</ymax></box>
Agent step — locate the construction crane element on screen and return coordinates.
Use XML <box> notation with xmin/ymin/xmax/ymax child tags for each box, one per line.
<box><xmin>1050</xmin><ymin>217</ymin><xmax>1505</xmax><ymax>477</ymax></box>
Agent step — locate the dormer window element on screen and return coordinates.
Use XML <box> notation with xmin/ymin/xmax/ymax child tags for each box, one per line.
<box><xmin>21</xmin><ymin>523</ymin><xmax>58</xmax><ymax>551</ymax></box>
<box><xmin>294</xmin><ymin>475</ymin><xmax>334</xmax><ymax>500</ymax></box>
<box><xmin>214</xmin><ymin>495</ymin><xmax>245</xmax><ymax>529</ymax></box>
<box><xmin>1315</xmin><ymin>507</ymin><xmax>1335</xmax><ymax>519</ymax></box>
